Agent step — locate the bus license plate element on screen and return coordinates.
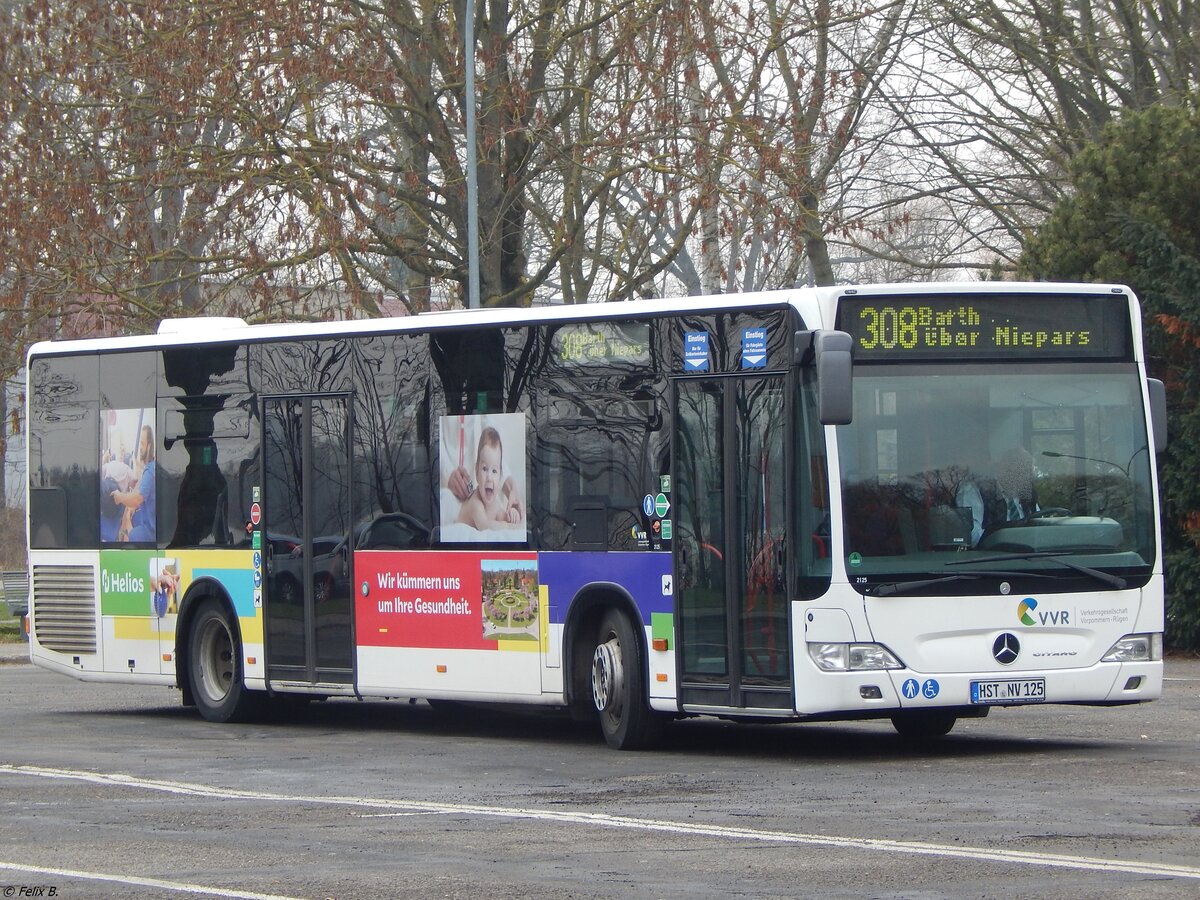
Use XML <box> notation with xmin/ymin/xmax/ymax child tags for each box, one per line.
<box><xmin>970</xmin><ymin>678</ymin><xmax>1045</xmax><ymax>704</ymax></box>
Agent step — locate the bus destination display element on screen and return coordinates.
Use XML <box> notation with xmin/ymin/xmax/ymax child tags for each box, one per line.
<box><xmin>551</xmin><ymin>321</ymin><xmax>650</xmax><ymax>367</ymax></box>
<box><xmin>837</xmin><ymin>294</ymin><xmax>1132</xmax><ymax>361</ymax></box>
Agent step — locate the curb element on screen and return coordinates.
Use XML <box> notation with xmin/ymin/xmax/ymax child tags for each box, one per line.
<box><xmin>0</xmin><ymin>638</ymin><xmax>31</xmax><ymax>665</ymax></box>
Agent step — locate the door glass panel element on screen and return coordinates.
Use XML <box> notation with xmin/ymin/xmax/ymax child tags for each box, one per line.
<box><xmin>676</xmin><ymin>381</ymin><xmax>727</xmax><ymax>679</ymax></box>
<box><xmin>264</xmin><ymin>399</ymin><xmax>305</xmax><ymax>672</ymax></box>
<box><xmin>264</xmin><ymin>396</ymin><xmax>353</xmax><ymax>681</ymax></box>
<box><xmin>737</xmin><ymin>379</ymin><xmax>787</xmax><ymax>682</ymax></box>
<box><xmin>310</xmin><ymin>397</ymin><xmax>352</xmax><ymax>671</ymax></box>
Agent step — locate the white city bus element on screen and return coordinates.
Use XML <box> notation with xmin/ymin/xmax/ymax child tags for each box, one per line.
<box><xmin>25</xmin><ymin>282</ymin><xmax>1166</xmax><ymax>748</ymax></box>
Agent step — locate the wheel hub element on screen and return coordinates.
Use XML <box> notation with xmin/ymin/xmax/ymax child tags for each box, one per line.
<box><xmin>591</xmin><ymin>639</ymin><xmax>624</xmax><ymax>714</ymax></box>
<box><xmin>198</xmin><ymin>619</ymin><xmax>234</xmax><ymax>703</ymax></box>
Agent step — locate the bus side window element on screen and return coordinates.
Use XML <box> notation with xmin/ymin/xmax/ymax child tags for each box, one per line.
<box><xmin>354</xmin><ymin>334</ymin><xmax>433</xmax><ymax>546</ymax></box>
<box><xmin>159</xmin><ymin>397</ymin><xmax>258</xmax><ymax>548</ymax></box>
<box><xmin>532</xmin><ymin>381</ymin><xmax>664</xmax><ymax>552</ymax></box>
<box><xmin>795</xmin><ymin>370</ymin><xmax>833</xmax><ymax>599</ymax></box>
<box><xmin>431</xmin><ymin>329</ymin><xmax>505</xmax><ymax>415</ymax></box>
<box><xmin>29</xmin><ymin>356</ymin><xmax>100</xmax><ymax>549</ymax></box>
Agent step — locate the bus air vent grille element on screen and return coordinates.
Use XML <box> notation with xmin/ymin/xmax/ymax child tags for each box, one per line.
<box><xmin>32</xmin><ymin>565</ymin><xmax>97</xmax><ymax>654</ymax></box>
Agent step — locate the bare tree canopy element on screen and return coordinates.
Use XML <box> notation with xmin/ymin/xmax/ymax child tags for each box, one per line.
<box><xmin>873</xmin><ymin>0</ymin><xmax>1200</xmax><ymax>270</ymax></box>
<box><xmin>2</xmin><ymin>0</ymin><xmax>927</xmax><ymax>345</ymax></box>
<box><xmin>7</xmin><ymin>0</ymin><xmax>1200</xmax><ymax>336</ymax></box>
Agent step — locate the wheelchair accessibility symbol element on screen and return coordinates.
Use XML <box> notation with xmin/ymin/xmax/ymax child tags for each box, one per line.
<box><xmin>902</xmin><ymin>678</ymin><xmax>940</xmax><ymax>700</ymax></box>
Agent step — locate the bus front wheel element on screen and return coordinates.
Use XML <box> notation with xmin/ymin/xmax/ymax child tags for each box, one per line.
<box><xmin>591</xmin><ymin>609</ymin><xmax>660</xmax><ymax>750</ymax></box>
<box><xmin>187</xmin><ymin>598</ymin><xmax>263</xmax><ymax>723</ymax></box>
<box><xmin>890</xmin><ymin>710</ymin><xmax>957</xmax><ymax>740</ymax></box>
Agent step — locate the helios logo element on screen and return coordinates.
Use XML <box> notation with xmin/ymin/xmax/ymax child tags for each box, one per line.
<box><xmin>1017</xmin><ymin>597</ymin><xmax>1070</xmax><ymax>627</ymax></box>
<box><xmin>101</xmin><ymin>568</ymin><xmax>146</xmax><ymax>595</ymax></box>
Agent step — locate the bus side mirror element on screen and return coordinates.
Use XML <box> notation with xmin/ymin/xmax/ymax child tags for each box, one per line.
<box><xmin>796</xmin><ymin>330</ymin><xmax>853</xmax><ymax>425</ymax></box>
<box><xmin>1147</xmin><ymin>378</ymin><xmax>1167</xmax><ymax>452</ymax></box>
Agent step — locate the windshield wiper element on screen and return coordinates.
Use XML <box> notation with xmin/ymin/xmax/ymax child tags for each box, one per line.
<box><xmin>946</xmin><ymin>551</ymin><xmax>1127</xmax><ymax>590</ymax></box>
<box><xmin>869</xmin><ymin>570</ymin><xmax>1056</xmax><ymax>597</ymax></box>
<box><xmin>870</xmin><ymin>574</ymin><xmax>980</xmax><ymax>597</ymax></box>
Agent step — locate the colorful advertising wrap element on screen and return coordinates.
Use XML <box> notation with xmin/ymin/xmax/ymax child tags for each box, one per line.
<box><xmin>100</xmin><ymin>407</ymin><xmax>157</xmax><ymax>544</ymax></box>
<box><xmin>356</xmin><ymin>551</ymin><xmax>539</xmax><ymax>650</ymax></box>
<box><xmin>438</xmin><ymin>412</ymin><xmax>528</xmax><ymax>543</ymax></box>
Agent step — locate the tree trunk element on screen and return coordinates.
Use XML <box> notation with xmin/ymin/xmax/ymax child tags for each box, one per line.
<box><xmin>0</xmin><ymin>380</ymin><xmax>8</xmax><ymax>511</ymax></box>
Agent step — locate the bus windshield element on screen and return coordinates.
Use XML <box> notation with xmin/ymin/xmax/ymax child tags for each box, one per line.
<box><xmin>836</xmin><ymin>363</ymin><xmax>1156</xmax><ymax>593</ymax></box>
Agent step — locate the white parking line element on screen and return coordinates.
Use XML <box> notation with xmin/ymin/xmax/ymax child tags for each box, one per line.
<box><xmin>4</xmin><ymin>764</ymin><xmax>1200</xmax><ymax>884</ymax></box>
<box><xmin>0</xmin><ymin>861</ymin><xmax>302</xmax><ymax>900</ymax></box>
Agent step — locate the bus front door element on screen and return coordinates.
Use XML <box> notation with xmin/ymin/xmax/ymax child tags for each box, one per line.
<box><xmin>263</xmin><ymin>395</ymin><xmax>355</xmax><ymax>687</ymax></box>
<box><xmin>674</xmin><ymin>375</ymin><xmax>791</xmax><ymax>712</ymax></box>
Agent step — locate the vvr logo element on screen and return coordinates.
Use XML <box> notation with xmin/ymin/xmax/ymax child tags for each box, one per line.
<box><xmin>1018</xmin><ymin>597</ymin><xmax>1070</xmax><ymax>627</ymax></box>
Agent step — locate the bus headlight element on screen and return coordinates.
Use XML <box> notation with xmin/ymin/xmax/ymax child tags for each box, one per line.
<box><xmin>1101</xmin><ymin>633</ymin><xmax>1162</xmax><ymax>663</ymax></box>
<box><xmin>809</xmin><ymin>642</ymin><xmax>903</xmax><ymax>671</ymax></box>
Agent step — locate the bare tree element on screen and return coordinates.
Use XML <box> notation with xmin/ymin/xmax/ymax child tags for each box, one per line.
<box><xmin>289</xmin><ymin>0</ymin><xmax>684</xmax><ymax>309</ymax></box>
<box><xmin>0</xmin><ymin>0</ymin><xmax>391</xmax><ymax>346</ymax></box>
<box><xmin>2</xmin><ymin>0</ymin><xmax>711</xmax><ymax>323</ymax></box>
<box><xmin>613</xmin><ymin>0</ymin><xmax>915</xmax><ymax>293</ymax></box>
<box><xmin>459</xmin><ymin>0</ymin><xmax>921</xmax><ymax>299</ymax></box>
<box><xmin>5</xmin><ymin>0</ymin><xmax>1029</xmax><ymax>339</ymax></box>
<box><xmin>874</xmin><ymin>0</ymin><xmax>1200</xmax><ymax>269</ymax></box>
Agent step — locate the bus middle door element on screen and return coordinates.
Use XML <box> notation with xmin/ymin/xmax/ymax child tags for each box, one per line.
<box><xmin>262</xmin><ymin>394</ymin><xmax>355</xmax><ymax>689</ymax></box>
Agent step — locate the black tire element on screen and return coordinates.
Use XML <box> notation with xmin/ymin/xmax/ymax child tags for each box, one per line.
<box><xmin>591</xmin><ymin>609</ymin><xmax>661</xmax><ymax>750</ymax></box>
<box><xmin>187</xmin><ymin>598</ymin><xmax>264</xmax><ymax>723</ymax></box>
<box><xmin>890</xmin><ymin>710</ymin><xmax>957</xmax><ymax>740</ymax></box>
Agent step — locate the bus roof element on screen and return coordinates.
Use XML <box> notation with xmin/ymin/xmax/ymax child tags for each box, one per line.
<box><xmin>28</xmin><ymin>289</ymin><xmax>805</xmax><ymax>360</ymax></box>
<box><xmin>25</xmin><ymin>281</ymin><xmax>1134</xmax><ymax>361</ymax></box>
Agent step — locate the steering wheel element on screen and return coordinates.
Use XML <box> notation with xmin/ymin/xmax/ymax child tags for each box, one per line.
<box><xmin>1029</xmin><ymin>507</ymin><xmax>1072</xmax><ymax>519</ymax></box>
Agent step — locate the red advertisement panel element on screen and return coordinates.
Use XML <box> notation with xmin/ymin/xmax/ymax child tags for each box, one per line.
<box><xmin>355</xmin><ymin>550</ymin><xmax>538</xmax><ymax>650</ymax></box>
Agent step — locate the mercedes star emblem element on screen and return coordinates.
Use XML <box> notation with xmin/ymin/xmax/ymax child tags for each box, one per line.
<box><xmin>992</xmin><ymin>632</ymin><xmax>1020</xmax><ymax>665</ymax></box>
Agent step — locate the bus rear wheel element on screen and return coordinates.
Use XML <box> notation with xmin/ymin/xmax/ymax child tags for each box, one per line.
<box><xmin>591</xmin><ymin>609</ymin><xmax>660</xmax><ymax>750</ymax></box>
<box><xmin>187</xmin><ymin>598</ymin><xmax>263</xmax><ymax>723</ymax></box>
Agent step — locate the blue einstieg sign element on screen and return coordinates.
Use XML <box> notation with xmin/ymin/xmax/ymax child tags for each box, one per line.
<box><xmin>742</xmin><ymin>327</ymin><xmax>767</xmax><ymax>369</ymax></box>
<box><xmin>684</xmin><ymin>332</ymin><xmax>709</xmax><ymax>371</ymax></box>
